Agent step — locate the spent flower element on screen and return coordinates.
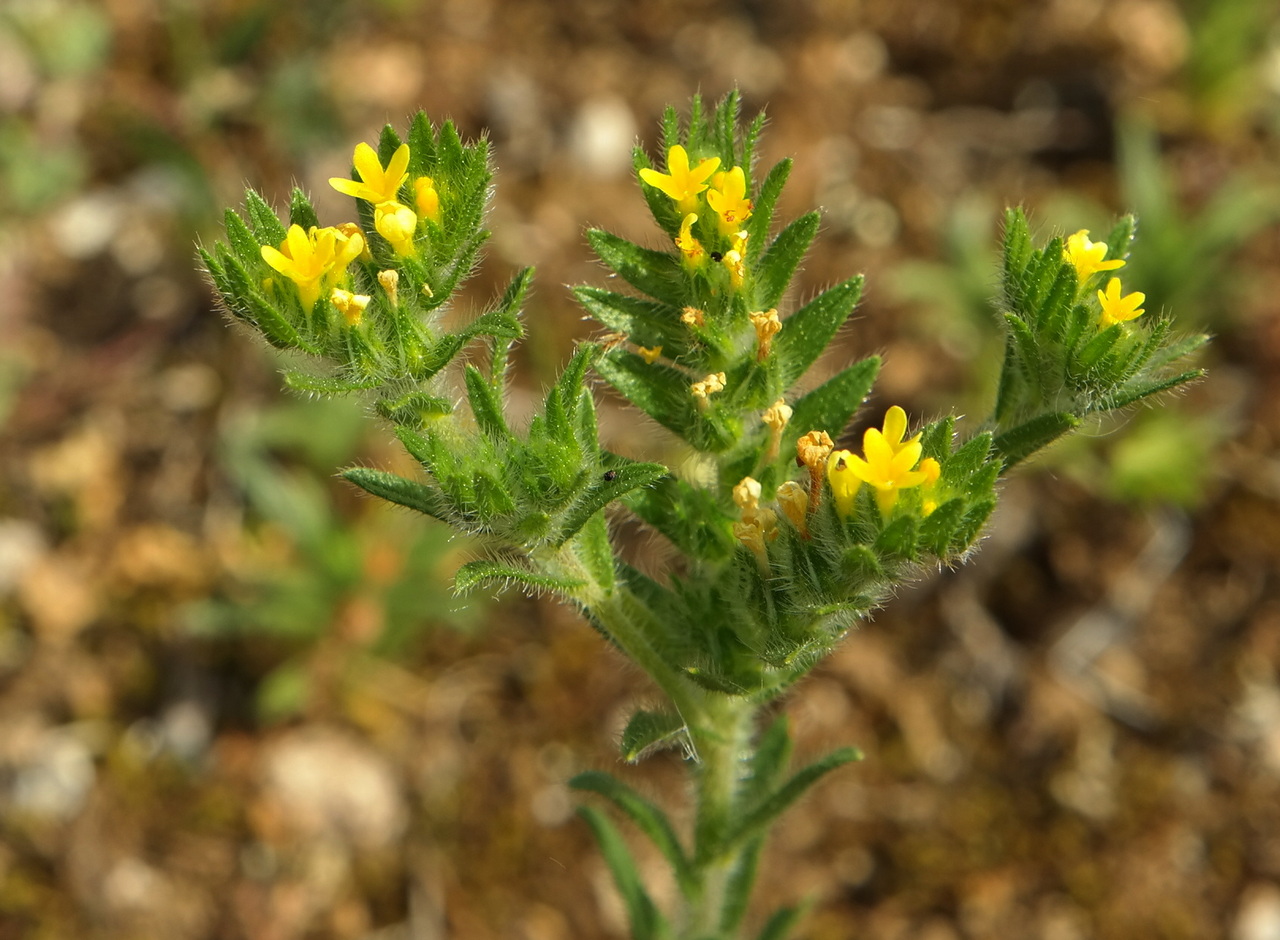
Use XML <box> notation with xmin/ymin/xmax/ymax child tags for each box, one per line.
<box><xmin>330</xmin><ymin>288</ymin><xmax>371</xmax><ymax>326</ymax></box>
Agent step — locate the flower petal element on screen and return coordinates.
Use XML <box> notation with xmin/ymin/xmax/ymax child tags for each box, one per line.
<box><xmin>882</xmin><ymin>406</ymin><xmax>908</xmax><ymax>448</ymax></box>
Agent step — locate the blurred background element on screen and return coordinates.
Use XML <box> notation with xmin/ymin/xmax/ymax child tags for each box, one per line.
<box><xmin>2</xmin><ymin>0</ymin><xmax>1280</xmax><ymax>937</ymax></box>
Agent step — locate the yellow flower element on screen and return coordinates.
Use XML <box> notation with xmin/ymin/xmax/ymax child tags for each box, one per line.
<box><xmin>374</xmin><ymin>200</ymin><xmax>418</xmax><ymax>256</ymax></box>
<box><xmin>1064</xmin><ymin>229</ymin><xmax>1124</xmax><ymax>281</ymax></box>
<box><xmin>835</xmin><ymin>407</ymin><xmax>932</xmax><ymax>515</ymax></box>
<box><xmin>334</xmin><ymin>222</ymin><xmax>372</xmax><ymax>261</ymax></box>
<box><xmin>675</xmin><ymin>213</ymin><xmax>705</xmax><ymax>266</ymax></box>
<box><xmin>1097</xmin><ymin>277</ymin><xmax>1146</xmax><ymax>327</ymax></box>
<box><xmin>329</xmin><ymin>142</ymin><xmax>411</xmax><ymax>205</ymax></box>
<box><xmin>879</xmin><ymin>405</ymin><xmax>921</xmax><ymax>457</ymax></box>
<box><xmin>826</xmin><ymin>450</ymin><xmax>861</xmax><ymax>520</ymax></box>
<box><xmin>918</xmin><ymin>457</ymin><xmax>942</xmax><ymax>516</ymax></box>
<box><xmin>636</xmin><ymin>345</ymin><xmax>663</xmax><ymax>364</ymax></box>
<box><xmin>681</xmin><ymin>306</ymin><xmax>706</xmax><ymax>328</ymax></box>
<box><xmin>415</xmin><ymin>176</ymin><xmax>441</xmax><ymax>225</ymax></box>
<box><xmin>260</xmin><ymin>224</ymin><xmax>364</xmax><ymax>311</ymax></box>
<box><xmin>722</xmin><ymin>230</ymin><xmax>748</xmax><ymax>287</ymax></box>
<box><xmin>638</xmin><ymin>145</ymin><xmax>721</xmax><ymax>213</ymax></box>
<box><xmin>330</xmin><ymin>288</ymin><xmax>371</xmax><ymax>326</ymax></box>
<box><xmin>706</xmin><ymin>166</ymin><xmax>752</xmax><ymax>234</ymax></box>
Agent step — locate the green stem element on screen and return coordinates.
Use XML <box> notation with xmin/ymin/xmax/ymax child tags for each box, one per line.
<box><xmin>581</xmin><ymin>583</ymin><xmax>705</xmax><ymax>733</ymax></box>
<box><xmin>565</xmin><ymin>544</ymin><xmax>763</xmax><ymax>937</ymax></box>
<box><xmin>684</xmin><ymin>695</ymin><xmax>756</xmax><ymax>939</ymax></box>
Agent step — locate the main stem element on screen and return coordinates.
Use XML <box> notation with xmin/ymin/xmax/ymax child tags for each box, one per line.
<box><xmin>684</xmin><ymin>695</ymin><xmax>756</xmax><ymax>938</ymax></box>
<box><xmin>575</xmin><ymin>560</ymin><xmax>762</xmax><ymax>937</ymax></box>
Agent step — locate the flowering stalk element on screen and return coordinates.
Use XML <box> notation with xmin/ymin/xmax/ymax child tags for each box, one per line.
<box><xmin>201</xmin><ymin>93</ymin><xmax>1206</xmax><ymax>939</ymax></box>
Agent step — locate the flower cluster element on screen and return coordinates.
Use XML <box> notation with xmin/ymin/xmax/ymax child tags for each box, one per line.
<box><xmin>731</xmin><ymin>407</ymin><xmax>943</xmax><ymax>559</ymax></box>
<box><xmin>1063</xmin><ymin>228</ymin><xmax>1146</xmax><ymax>329</ymax></box>
<box><xmin>640</xmin><ymin>143</ymin><xmax>755</xmax><ymax>288</ymax></box>
<box><xmin>328</xmin><ymin>142</ymin><xmax>440</xmax><ymax>258</ymax></box>
<box><xmin>254</xmin><ymin>141</ymin><xmax>444</xmax><ymax>321</ymax></box>
<box><xmin>827</xmin><ymin>406</ymin><xmax>940</xmax><ymax>517</ymax></box>
<box><xmin>260</xmin><ymin>223</ymin><xmax>365</xmax><ymax>313</ymax></box>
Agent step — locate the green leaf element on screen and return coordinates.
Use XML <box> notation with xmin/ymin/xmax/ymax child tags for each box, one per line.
<box><xmin>620</xmin><ymin>709</ymin><xmax>688</xmax><ymax>762</ymax></box>
<box><xmin>571</xmin><ymin>771</ymin><xmax>695</xmax><ymax>898</ymax></box>
<box><xmin>283</xmin><ymin>371</ymin><xmax>380</xmax><ymax>395</ymax></box>
<box><xmin>595</xmin><ymin>352</ymin><xmax>731</xmax><ymax>451</ymax></box>
<box><xmin>784</xmin><ymin>355</ymin><xmax>879</xmax><ymax>446</ymax></box>
<box><xmin>341</xmin><ymin>467</ymin><xmax>452</xmax><ymax>522</ymax></box>
<box><xmin>772</xmin><ymin>277</ymin><xmax>865</xmax><ymax>387</ymax></box>
<box><xmin>875</xmin><ymin>514</ymin><xmax>918</xmax><ymax>560</ymax></box>
<box><xmin>1035</xmin><ymin>262</ymin><xmax>1077</xmax><ymax>333</ymax></box>
<box><xmin>490</xmin><ymin>265</ymin><xmax>534</xmax><ymax>322</ymax></box>
<box><xmin>1145</xmin><ymin>331</ymin><xmax>1210</xmax><ymax>371</ymax></box>
<box><xmin>755</xmin><ymin>211</ymin><xmax>820</xmax><ymax>310</ymax></box>
<box><xmin>993</xmin><ymin>412</ymin><xmax>1079</xmax><ymax>468</ymax></box>
<box><xmin>464</xmin><ymin>365</ymin><xmax>510</xmax><ymax>440</ymax></box>
<box><xmin>407</xmin><ymin>111</ymin><xmax>438</xmax><ymax>173</ymax></box>
<box><xmin>288</xmin><ymin>187</ymin><xmax>319</xmax><ymax>231</ymax></box>
<box><xmin>745</xmin><ymin>159</ymin><xmax>792</xmax><ymax>262</ymax></box>
<box><xmin>554</xmin><ymin>341</ymin><xmax>600</xmax><ymax>414</ymax></box>
<box><xmin>374</xmin><ymin>391</ymin><xmax>454</xmax><ymax>428</ymax></box>
<box><xmin>625</xmin><ymin>475</ymin><xmax>736</xmax><ymax>562</ymax></box>
<box><xmin>919</xmin><ymin>498</ymin><xmax>968</xmax><ymax>557</ymax></box>
<box><xmin>756</xmin><ymin>906</ymin><xmax>804</xmax><ymax>940</ymax></box>
<box><xmin>1003</xmin><ymin>312</ymin><xmax>1041</xmax><ymax>390</ymax></box>
<box><xmin>574</xmin><ymin>287</ymin><xmax>688</xmax><ymax>355</ymax></box>
<box><xmin>1105</xmin><ymin>214</ymin><xmax>1137</xmax><ymax>265</ymax></box>
<box><xmin>457</xmin><ymin>304</ymin><xmax>524</xmax><ymax>344</ymax></box>
<box><xmin>725</xmin><ymin>747</ymin><xmax>862</xmax><ymax>853</ymax></box>
<box><xmin>573</xmin><ymin>512</ymin><xmax>616</xmax><ymax>592</ymax></box>
<box><xmin>720</xmin><ymin>836</ymin><xmax>765</xmax><ymax>935</ymax></box>
<box><xmin>1105</xmin><ymin>368</ymin><xmax>1206</xmax><ymax>410</ymax></box>
<box><xmin>244</xmin><ymin>189</ymin><xmax>287</xmax><ymax>247</ymax></box>
<box><xmin>954</xmin><ymin>498</ymin><xmax>996</xmax><ymax>548</ymax></box>
<box><xmin>841</xmin><ymin>543</ymin><xmax>885</xmax><ymax>584</ymax></box>
<box><xmin>943</xmin><ymin>432</ymin><xmax>993</xmax><ymax>485</ymax></box>
<box><xmin>222</xmin><ymin>207</ymin><xmax>262</xmax><ymax>262</ymax></box>
<box><xmin>1075</xmin><ymin>323</ymin><xmax>1123</xmax><ymax>375</ymax></box>
<box><xmin>587</xmin><ymin>229</ymin><xmax>687</xmax><ymax>307</ymax></box>
<box><xmin>919</xmin><ymin>415</ymin><xmax>956</xmax><ymax>462</ymax></box>
<box><xmin>746</xmin><ymin>715</ymin><xmax>794</xmax><ymax>803</ymax></box>
<box><xmin>576</xmin><ymin>806</ymin><xmax>668</xmax><ymax>940</ymax></box>
<box><xmin>218</xmin><ymin>251</ymin><xmax>308</xmax><ymax>351</ymax></box>
<box><xmin>452</xmin><ymin>559</ymin><xmax>584</xmax><ymax>596</ymax></box>
<box><xmin>553</xmin><ymin>460</ymin><xmax>668</xmax><ymax>545</ymax></box>
<box><xmin>1001</xmin><ymin>208</ymin><xmax>1034</xmax><ymax>305</ymax></box>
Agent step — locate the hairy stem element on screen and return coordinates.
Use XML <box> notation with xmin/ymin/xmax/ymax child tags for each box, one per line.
<box><xmin>684</xmin><ymin>695</ymin><xmax>756</xmax><ymax>938</ymax></box>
